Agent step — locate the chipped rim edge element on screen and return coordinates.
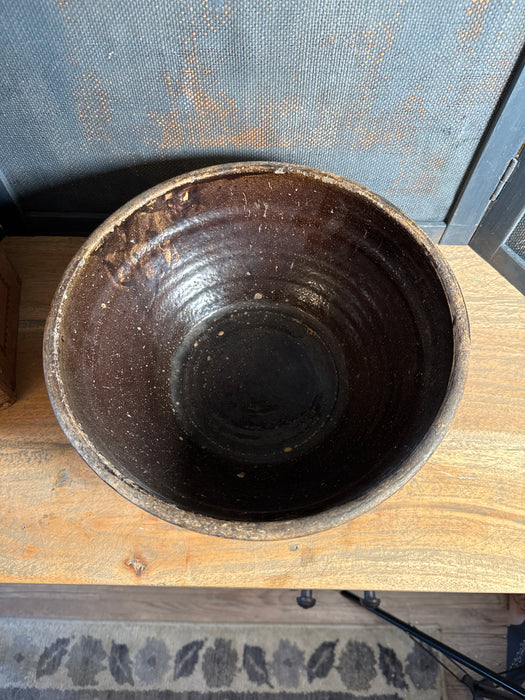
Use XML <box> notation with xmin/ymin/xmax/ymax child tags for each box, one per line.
<box><xmin>43</xmin><ymin>161</ymin><xmax>470</xmax><ymax>541</ymax></box>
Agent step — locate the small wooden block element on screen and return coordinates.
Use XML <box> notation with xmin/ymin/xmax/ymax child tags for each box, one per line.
<box><xmin>0</xmin><ymin>244</ymin><xmax>21</xmax><ymax>408</ymax></box>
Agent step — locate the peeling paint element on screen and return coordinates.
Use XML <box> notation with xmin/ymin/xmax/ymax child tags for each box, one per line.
<box><xmin>457</xmin><ymin>0</ymin><xmax>491</xmax><ymax>44</ymax></box>
<box><xmin>6</xmin><ymin>0</ymin><xmax>523</xmax><ymax>223</ymax></box>
<box><xmin>72</xmin><ymin>72</ymin><xmax>112</xmax><ymax>143</ymax></box>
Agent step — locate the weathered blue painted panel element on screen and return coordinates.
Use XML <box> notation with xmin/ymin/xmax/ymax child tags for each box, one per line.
<box><xmin>0</xmin><ymin>0</ymin><xmax>523</xmax><ymax>221</ymax></box>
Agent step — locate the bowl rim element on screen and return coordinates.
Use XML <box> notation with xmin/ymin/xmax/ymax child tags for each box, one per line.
<box><xmin>43</xmin><ymin>161</ymin><xmax>470</xmax><ymax>541</ymax></box>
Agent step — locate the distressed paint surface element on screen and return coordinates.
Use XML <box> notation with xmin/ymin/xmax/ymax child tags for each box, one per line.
<box><xmin>0</xmin><ymin>0</ymin><xmax>523</xmax><ymax>220</ymax></box>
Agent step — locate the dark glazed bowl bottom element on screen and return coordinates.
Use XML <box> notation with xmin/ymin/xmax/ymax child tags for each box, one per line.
<box><xmin>44</xmin><ymin>162</ymin><xmax>470</xmax><ymax>539</ymax></box>
<box><xmin>170</xmin><ymin>302</ymin><xmax>346</xmax><ymax>465</ymax></box>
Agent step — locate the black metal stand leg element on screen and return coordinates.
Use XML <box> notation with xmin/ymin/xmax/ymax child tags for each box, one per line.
<box><xmin>363</xmin><ymin>590</ymin><xmax>381</xmax><ymax>609</ymax></box>
<box><xmin>297</xmin><ymin>589</ymin><xmax>316</xmax><ymax>608</ymax></box>
<box><xmin>340</xmin><ymin>591</ymin><xmax>525</xmax><ymax>699</ymax></box>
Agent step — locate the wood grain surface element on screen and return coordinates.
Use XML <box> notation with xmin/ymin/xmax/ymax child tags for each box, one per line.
<box><xmin>0</xmin><ymin>237</ymin><xmax>523</xmax><ymax>591</ymax></box>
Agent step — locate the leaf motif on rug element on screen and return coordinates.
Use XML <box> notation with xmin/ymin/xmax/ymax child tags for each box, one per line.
<box><xmin>36</xmin><ymin>638</ymin><xmax>69</xmax><ymax>680</ymax></box>
<box><xmin>243</xmin><ymin>644</ymin><xmax>272</xmax><ymax>687</ymax></box>
<box><xmin>306</xmin><ymin>640</ymin><xmax>338</xmax><ymax>682</ymax></box>
<box><xmin>0</xmin><ymin>620</ymin><xmax>444</xmax><ymax>697</ymax></box>
<box><xmin>173</xmin><ymin>639</ymin><xmax>205</xmax><ymax>680</ymax></box>
<box><xmin>109</xmin><ymin>641</ymin><xmax>134</xmax><ymax>686</ymax></box>
<box><xmin>378</xmin><ymin>644</ymin><xmax>408</xmax><ymax>690</ymax></box>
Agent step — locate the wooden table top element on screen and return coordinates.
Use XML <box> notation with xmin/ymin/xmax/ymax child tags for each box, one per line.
<box><xmin>0</xmin><ymin>237</ymin><xmax>523</xmax><ymax>592</ymax></box>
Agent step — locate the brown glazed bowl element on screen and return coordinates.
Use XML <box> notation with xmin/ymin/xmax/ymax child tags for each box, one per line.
<box><xmin>44</xmin><ymin>162</ymin><xmax>469</xmax><ymax>540</ymax></box>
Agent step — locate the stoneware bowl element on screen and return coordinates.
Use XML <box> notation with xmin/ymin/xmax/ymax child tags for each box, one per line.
<box><xmin>44</xmin><ymin>162</ymin><xmax>470</xmax><ymax>540</ymax></box>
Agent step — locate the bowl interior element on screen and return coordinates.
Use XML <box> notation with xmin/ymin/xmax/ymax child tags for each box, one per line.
<box><xmin>53</xmin><ymin>168</ymin><xmax>455</xmax><ymax>522</ymax></box>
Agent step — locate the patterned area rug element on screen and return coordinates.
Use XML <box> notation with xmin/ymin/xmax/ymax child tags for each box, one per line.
<box><xmin>0</xmin><ymin>619</ymin><xmax>444</xmax><ymax>699</ymax></box>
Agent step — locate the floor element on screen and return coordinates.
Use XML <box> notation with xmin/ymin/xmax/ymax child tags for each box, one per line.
<box><xmin>0</xmin><ymin>586</ymin><xmax>510</xmax><ymax>699</ymax></box>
